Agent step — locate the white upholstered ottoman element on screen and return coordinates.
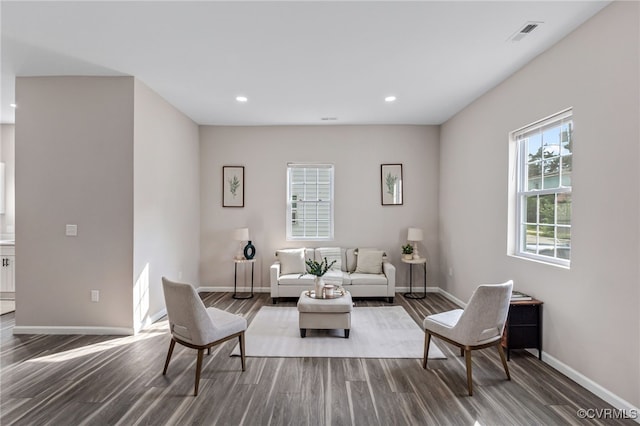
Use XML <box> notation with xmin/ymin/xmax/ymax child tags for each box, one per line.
<box><xmin>297</xmin><ymin>290</ymin><xmax>353</xmax><ymax>338</ymax></box>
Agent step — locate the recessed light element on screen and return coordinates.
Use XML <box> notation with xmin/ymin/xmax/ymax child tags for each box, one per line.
<box><xmin>236</xmin><ymin>96</ymin><xmax>248</xmax><ymax>103</ymax></box>
<box><xmin>384</xmin><ymin>96</ymin><xmax>397</xmax><ymax>103</ymax></box>
<box><xmin>9</xmin><ymin>103</ymin><xmax>16</xmax><ymax>108</ymax></box>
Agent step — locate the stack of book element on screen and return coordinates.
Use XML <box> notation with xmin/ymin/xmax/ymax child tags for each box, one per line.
<box><xmin>511</xmin><ymin>290</ymin><xmax>533</xmax><ymax>301</ymax></box>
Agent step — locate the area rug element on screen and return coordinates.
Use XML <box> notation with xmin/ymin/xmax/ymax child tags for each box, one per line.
<box><xmin>231</xmin><ymin>306</ymin><xmax>445</xmax><ymax>359</ymax></box>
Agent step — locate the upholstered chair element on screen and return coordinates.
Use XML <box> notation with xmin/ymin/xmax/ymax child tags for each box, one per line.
<box><xmin>162</xmin><ymin>277</ymin><xmax>247</xmax><ymax>396</ymax></box>
<box><xmin>423</xmin><ymin>281</ymin><xmax>513</xmax><ymax>396</ymax></box>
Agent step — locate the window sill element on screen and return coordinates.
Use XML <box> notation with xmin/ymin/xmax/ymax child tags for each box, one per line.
<box><xmin>508</xmin><ymin>253</ymin><xmax>571</xmax><ymax>270</ymax></box>
<box><xmin>286</xmin><ymin>237</ymin><xmax>334</xmax><ymax>242</ymax></box>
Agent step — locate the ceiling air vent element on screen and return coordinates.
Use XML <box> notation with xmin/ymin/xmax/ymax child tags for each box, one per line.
<box><xmin>509</xmin><ymin>21</ymin><xmax>543</xmax><ymax>42</ymax></box>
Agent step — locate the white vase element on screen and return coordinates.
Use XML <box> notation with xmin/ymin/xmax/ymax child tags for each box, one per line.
<box><xmin>314</xmin><ymin>276</ymin><xmax>325</xmax><ymax>298</ymax></box>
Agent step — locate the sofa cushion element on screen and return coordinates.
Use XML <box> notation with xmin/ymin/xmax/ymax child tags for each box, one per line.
<box><xmin>277</xmin><ymin>248</ymin><xmax>306</xmax><ymax>275</ymax></box>
<box><xmin>304</xmin><ymin>248</ymin><xmax>316</xmax><ymax>262</ymax></box>
<box><xmin>317</xmin><ymin>247</ymin><xmax>342</xmax><ymax>271</ymax></box>
<box><xmin>355</xmin><ymin>249</ymin><xmax>384</xmax><ymax>274</ymax></box>
<box><xmin>345</xmin><ymin>248</ymin><xmax>357</xmax><ymax>272</ymax></box>
<box><xmin>279</xmin><ymin>273</ymin><xmax>316</xmax><ymax>285</ymax></box>
<box><xmin>322</xmin><ymin>270</ymin><xmax>344</xmax><ymax>285</ymax></box>
<box><xmin>349</xmin><ymin>273</ymin><xmax>388</xmax><ymax>285</ymax></box>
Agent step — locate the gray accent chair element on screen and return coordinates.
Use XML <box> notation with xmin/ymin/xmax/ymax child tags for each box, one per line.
<box><xmin>161</xmin><ymin>277</ymin><xmax>247</xmax><ymax>396</ymax></box>
<box><xmin>423</xmin><ymin>280</ymin><xmax>513</xmax><ymax>396</ymax></box>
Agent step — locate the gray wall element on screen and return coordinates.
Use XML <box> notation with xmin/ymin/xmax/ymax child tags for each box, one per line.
<box><xmin>15</xmin><ymin>76</ymin><xmax>135</xmax><ymax>331</ymax></box>
<box><xmin>199</xmin><ymin>125</ymin><xmax>440</xmax><ymax>290</ymax></box>
<box><xmin>0</xmin><ymin>124</ymin><xmax>15</xmax><ymax>237</ymax></box>
<box><xmin>133</xmin><ymin>80</ymin><xmax>200</xmax><ymax>331</ymax></box>
<box><xmin>439</xmin><ymin>2</ymin><xmax>639</xmax><ymax>407</ymax></box>
<box><xmin>14</xmin><ymin>76</ymin><xmax>199</xmax><ymax>333</ymax></box>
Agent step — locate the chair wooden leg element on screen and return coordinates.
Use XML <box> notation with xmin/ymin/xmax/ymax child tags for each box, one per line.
<box><xmin>460</xmin><ymin>347</ymin><xmax>464</xmax><ymax>357</ymax></box>
<box><xmin>239</xmin><ymin>332</ymin><xmax>246</xmax><ymax>371</ymax></box>
<box><xmin>497</xmin><ymin>344</ymin><xmax>511</xmax><ymax>380</ymax></box>
<box><xmin>194</xmin><ymin>349</ymin><xmax>204</xmax><ymax>396</ymax></box>
<box><xmin>423</xmin><ymin>332</ymin><xmax>431</xmax><ymax>369</ymax></box>
<box><xmin>162</xmin><ymin>338</ymin><xmax>176</xmax><ymax>375</ymax></box>
<box><xmin>464</xmin><ymin>349</ymin><xmax>473</xmax><ymax>396</ymax></box>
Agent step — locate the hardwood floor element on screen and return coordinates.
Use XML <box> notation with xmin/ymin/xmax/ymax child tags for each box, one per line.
<box><xmin>0</xmin><ymin>292</ymin><xmax>633</xmax><ymax>425</ymax></box>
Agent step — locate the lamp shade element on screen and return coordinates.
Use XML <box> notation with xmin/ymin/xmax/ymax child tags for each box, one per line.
<box><xmin>407</xmin><ymin>227</ymin><xmax>423</xmax><ymax>242</ymax></box>
<box><xmin>234</xmin><ymin>227</ymin><xmax>249</xmax><ymax>241</ymax></box>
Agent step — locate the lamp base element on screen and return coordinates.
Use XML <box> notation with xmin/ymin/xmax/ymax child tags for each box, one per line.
<box><xmin>243</xmin><ymin>241</ymin><xmax>256</xmax><ymax>260</ymax></box>
<box><xmin>235</xmin><ymin>243</ymin><xmax>245</xmax><ymax>260</ymax></box>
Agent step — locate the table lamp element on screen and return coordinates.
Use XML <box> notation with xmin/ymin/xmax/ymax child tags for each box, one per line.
<box><xmin>407</xmin><ymin>227</ymin><xmax>423</xmax><ymax>259</ymax></box>
<box><xmin>234</xmin><ymin>228</ymin><xmax>249</xmax><ymax>260</ymax></box>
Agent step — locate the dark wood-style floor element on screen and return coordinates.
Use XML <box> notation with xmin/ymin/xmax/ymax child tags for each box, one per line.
<box><xmin>0</xmin><ymin>292</ymin><xmax>632</xmax><ymax>425</ymax></box>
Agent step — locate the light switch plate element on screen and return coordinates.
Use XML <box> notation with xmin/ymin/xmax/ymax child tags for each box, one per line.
<box><xmin>66</xmin><ymin>224</ymin><xmax>78</xmax><ymax>236</ymax></box>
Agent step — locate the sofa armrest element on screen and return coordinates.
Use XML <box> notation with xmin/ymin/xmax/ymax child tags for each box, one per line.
<box><xmin>383</xmin><ymin>261</ymin><xmax>396</xmax><ymax>296</ymax></box>
<box><xmin>270</xmin><ymin>261</ymin><xmax>281</xmax><ymax>297</ymax></box>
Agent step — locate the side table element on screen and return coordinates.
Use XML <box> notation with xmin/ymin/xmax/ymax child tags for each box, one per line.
<box><xmin>402</xmin><ymin>257</ymin><xmax>427</xmax><ymax>299</ymax></box>
<box><xmin>233</xmin><ymin>258</ymin><xmax>256</xmax><ymax>299</ymax></box>
<box><xmin>501</xmin><ymin>299</ymin><xmax>543</xmax><ymax>360</ymax></box>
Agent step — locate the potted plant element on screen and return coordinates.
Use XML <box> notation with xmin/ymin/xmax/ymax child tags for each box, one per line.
<box><xmin>402</xmin><ymin>244</ymin><xmax>414</xmax><ymax>260</ymax></box>
<box><xmin>303</xmin><ymin>257</ymin><xmax>337</xmax><ymax>298</ymax></box>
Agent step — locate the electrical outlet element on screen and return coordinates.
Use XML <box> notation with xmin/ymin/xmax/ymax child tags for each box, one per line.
<box><xmin>448</xmin><ymin>267</ymin><xmax>453</xmax><ymax>277</ymax></box>
<box><xmin>91</xmin><ymin>290</ymin><xmax>100</xmax><ymax>302</ymax></box>
<box><xmin>66</xmin><ymin>224</ymin><xmax>78</xmax><ymax>236</ymax></box>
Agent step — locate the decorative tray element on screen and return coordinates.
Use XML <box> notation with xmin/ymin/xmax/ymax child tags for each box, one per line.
<box><xmin>305</xmin><ymin>287</ymin><xmax>346</xmax><ymax>300</ymax></box>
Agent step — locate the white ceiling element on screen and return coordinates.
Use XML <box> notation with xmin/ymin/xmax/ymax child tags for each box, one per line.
<box><xmin>1</xmin><ymin>1</ymin><xmax>610</xmax><ymax>126</ymax></box>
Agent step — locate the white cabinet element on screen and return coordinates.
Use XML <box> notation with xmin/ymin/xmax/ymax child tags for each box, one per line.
<box><xmin>0</xmin><ymin>245</ymin><xmax>15</xmax><ymax>292</ymax></box>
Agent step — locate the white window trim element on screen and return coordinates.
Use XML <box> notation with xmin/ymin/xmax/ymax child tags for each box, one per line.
<box><xmin>511</xmin><ymin>108</ymin><xmax>572</xmax><ymax>268</ymax></box>
<box><xmin>286</xmin><ymin>163</ymin><xmax>334</xmax><ymax>241</ymax></box>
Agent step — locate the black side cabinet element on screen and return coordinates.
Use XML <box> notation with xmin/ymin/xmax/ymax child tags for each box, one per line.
<box><xmin>502</xmin><ymin>299</ymin><xmax>543</xmax><ymax>360</ymax></box>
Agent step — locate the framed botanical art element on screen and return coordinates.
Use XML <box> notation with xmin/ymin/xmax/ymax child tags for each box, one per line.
<box><xmin>223</xmin><ymin>166</ymin><xmax>244</xmax><ymax>207</ymax></box>
<box><xmin>381</xmin><ymin>164</ymin><xmax>403</xmax><ymax>205</ymax></box>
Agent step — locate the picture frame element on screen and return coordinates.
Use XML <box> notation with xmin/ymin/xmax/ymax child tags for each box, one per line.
<box><xmin>223</xmin><ymin>166</ymin><xmax>244</xmax><ymax>207</ymax></box>
<box><xmin>381</xmin><ymin>164</ymin><xmax>403</xmax><ymax>205</ymax></box>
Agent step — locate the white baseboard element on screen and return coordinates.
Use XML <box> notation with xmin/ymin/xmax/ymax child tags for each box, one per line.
<box><xmin>438</xmin><ymin>287</ymin><xmax>638</xmax><ymax>422</ymax></box>
<box><xmin>135</xmin><ymin>308</ymin><xmax>167</xmax><ymax>333</ymax></box>
<box><xmin>539</xmin><ymin>350</ymin><xmax>640</xmax><ymax>423</ymax></box>
<box><xmin>13</xmin><ymin>326</ymin><xmax>133</xmax><ymax>336</ymax></box>
<box><xmin>200</xmin><ymin>286</ymin><xmax>442</xmax><ymax>296</ymax></box>
<box><xmin>394</xmin><ymin>286</ymin><xmax>440</xmax><ymax>294</ymax></box>
<box><xmin>437</xmin><ymin>287</ymin><xmax>467</xmax><ymax>307</ymax></box>
<box><xmin>150</xmin><ymin>308</ymin><xmax>166</xmax><ymax>323</ymax></box>
<box><xmin>16</xmin><ymin>310</ymin><xmax>171</xmax><ymax>336</ymax></box>
<box><xmin>197</xmin><ymin>286</ymin><xmax>269</xmax><ymax>293</ymax></box>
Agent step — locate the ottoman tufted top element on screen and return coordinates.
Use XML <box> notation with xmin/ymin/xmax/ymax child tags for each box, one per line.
<box><xmin>297</xmin><ymin>291</ymin><xmax>353</xmax><ymax>313</ymax></box>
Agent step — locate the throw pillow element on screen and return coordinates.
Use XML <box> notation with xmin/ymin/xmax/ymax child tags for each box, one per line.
<box><xmin>277</xmin><ymin>248</ymin><xmax>306</xmax><ymax>275</ymax></box>
<box><xmin>345</xmin><ymin>248</ymin><xmax>357</xmax><ymax>272</ymax></box>
<box><xmin>355</xmin><ymin>249</ymin><xmax>384</xmax><ymax>274</ymax></box>
<box><xmin>317</xmin><ymin>247</ymin><xmax>342</xmax><ymax>271</ymax></box>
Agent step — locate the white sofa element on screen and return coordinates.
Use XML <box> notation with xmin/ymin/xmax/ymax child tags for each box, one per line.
<box><xmin>270</xmin><ymin>247</ymin><xmax>396</xmax><ymax>304</ymax></box>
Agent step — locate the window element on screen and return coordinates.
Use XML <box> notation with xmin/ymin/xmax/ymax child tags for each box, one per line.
<box><xmin>287</xmin><ymin>164</ymin><xmax>334</xmax><ymax>240</ymax></box>
<box><xmin>513</xmin><ymin>109</ymin><xmax>572</xmax><ymax>267</ymax></box>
